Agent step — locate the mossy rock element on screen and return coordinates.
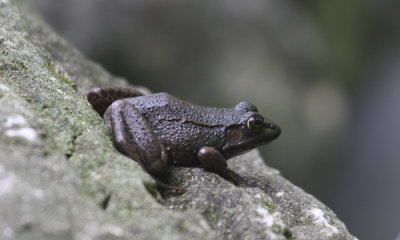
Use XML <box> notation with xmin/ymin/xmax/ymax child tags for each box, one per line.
<box><xmin>0</xmin><ymin>0</ymin><xmax>356</xmax><ymax>239</ymax></box>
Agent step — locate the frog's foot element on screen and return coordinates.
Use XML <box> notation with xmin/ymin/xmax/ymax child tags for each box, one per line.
<box><xmin>109</xmin><ymin>99</ymin><xmax>170</xmax><ymax>179</ymax></box>
<box><xmin>87</xmin><ymin>87</ymin><xmax>144</xmax><ymax>117</ymax></box>
<box><xmin>219</xmin><ymin>168</ymin><xmax>246</xmax><ymax>187</ymax></box>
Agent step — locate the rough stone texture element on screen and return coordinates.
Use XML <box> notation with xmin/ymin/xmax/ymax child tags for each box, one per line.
<box><xmin>166</xmin><ymin>151</ymin><xmax>356</xmax><ymax>240</ymax></box>
<box><xmin>0</xmin><ymin>0</ymin><xmax>356</xmax><ymax>239</ymax></box>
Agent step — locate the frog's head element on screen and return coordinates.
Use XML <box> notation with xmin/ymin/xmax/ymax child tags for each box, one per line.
<box><xmin>221</xmin><ymin>101</ymin><xmax>281</xmax><ymax>159</ymax></box>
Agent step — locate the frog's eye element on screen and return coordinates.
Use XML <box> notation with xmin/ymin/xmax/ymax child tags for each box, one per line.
<box><xmin>246</xmin><ymin>115</ymin><xmax>264</xmax><ymax>131</ymax></box>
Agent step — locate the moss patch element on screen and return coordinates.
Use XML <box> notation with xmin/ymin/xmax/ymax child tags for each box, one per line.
<box><xmin>60</xmin><ymin>74</ymin><xmax>77</xmax><ymax>90</ymax></box>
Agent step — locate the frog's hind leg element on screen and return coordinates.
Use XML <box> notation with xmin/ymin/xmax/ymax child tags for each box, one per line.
<box><xmin>109</xmin><ymin>99</ymin><xmax>173</xmax><ymax>186</ymax></box>
<box><xmin>87</xmin><ymin>87</ymin><xmax>144</xmax><ymax>117</ymax></box>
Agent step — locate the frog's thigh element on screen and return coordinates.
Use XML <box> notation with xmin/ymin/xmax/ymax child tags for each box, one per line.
<box><xmin>109</xmin><ymin>100</ymin><xmax>168</xmax><ymax>177</ymax></box>
<box><xmin>197</xmin><ymin>146</ymin><xmax>227</xmax><ymax>174</ymax></box>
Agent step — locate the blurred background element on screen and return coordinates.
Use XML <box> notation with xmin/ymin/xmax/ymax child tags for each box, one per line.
<box><xmin>28</xmin><ymin>0</ymin><xmax>400</xmax><ymax>239</ymax></box>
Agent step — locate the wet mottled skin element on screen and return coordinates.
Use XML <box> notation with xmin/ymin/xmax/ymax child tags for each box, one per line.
<box><xmin>87</xmin><ymin>87</ymin><xmax>281</xmax><ymax>183</ymax></box>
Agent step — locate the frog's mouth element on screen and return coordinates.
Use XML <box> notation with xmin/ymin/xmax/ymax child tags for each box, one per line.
<box><xmin>222</xmin><ymin>123</ymin><xmax>281</xmax><ymax>159</ymax></box>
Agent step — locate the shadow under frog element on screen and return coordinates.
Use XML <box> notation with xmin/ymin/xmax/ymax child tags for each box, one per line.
<box><xmin>87</xmin><ymin>87</ymin><xmax>281</xmax><ymax>189</ymax></box>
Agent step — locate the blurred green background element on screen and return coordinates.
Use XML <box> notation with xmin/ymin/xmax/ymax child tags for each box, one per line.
<box><xmin>30</xmin><ymin>0</ymin><xmax>400</xmax><ymax>239</ymax></box>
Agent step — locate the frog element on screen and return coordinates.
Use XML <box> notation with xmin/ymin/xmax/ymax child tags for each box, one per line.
<box><xmin>87</xmin><ymin>87</ymin><xmax>281</xmax><ymax>188</ymax></box>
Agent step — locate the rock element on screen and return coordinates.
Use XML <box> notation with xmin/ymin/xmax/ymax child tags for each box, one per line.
<box><xmin>166</xmin><ymin>151</ymin><xmax>356</xmax><ymax>239</ymax></box>
<box><xmin>0</xmin><ymin>0</ymin><xmax>356</xmax><ymax>239</ymax></box>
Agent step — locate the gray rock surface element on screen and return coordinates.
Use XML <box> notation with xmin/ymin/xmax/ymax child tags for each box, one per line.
<box><xmin>0</xmin><ymin>0</ymin><xmax>356</xmax><ymax>239</ymax></box>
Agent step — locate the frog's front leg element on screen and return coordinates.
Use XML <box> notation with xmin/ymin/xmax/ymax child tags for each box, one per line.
<box><xmin>198</xmin><ymin>146</ymin><xmax>243</xmax><ymax>186</ymax></box>
<box><xmin>109</xmin><ymin>100</ymin><xmax>169</xmax><ymax>178</ymax></box>
<box><xmin>197</xmin><ymin>146</ymin><xmax>228</xmax><ymax>175</ymax></box>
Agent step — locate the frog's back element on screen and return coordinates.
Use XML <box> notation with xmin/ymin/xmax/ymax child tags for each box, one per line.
<box><xmin>125</xmin><ymin>92</ymin><xmax>244</xmax><ymax>125</ymax></box>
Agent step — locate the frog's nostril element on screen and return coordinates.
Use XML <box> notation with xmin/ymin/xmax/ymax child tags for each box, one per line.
<box><xmin>267</xmin><ymin>123</ymin><xmax>281</xmax><ymax>137</ymax></box>
<box><xmin>265</xmin><ymin>123</ymin><xmax>277</xmax><ymax>129</ymax></box>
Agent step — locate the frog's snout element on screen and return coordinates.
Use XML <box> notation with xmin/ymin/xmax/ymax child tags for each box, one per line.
<box><xmin>265</xmin><ymin>122</ymin><xmax>281</xmax><ymax>139</ymax></box>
